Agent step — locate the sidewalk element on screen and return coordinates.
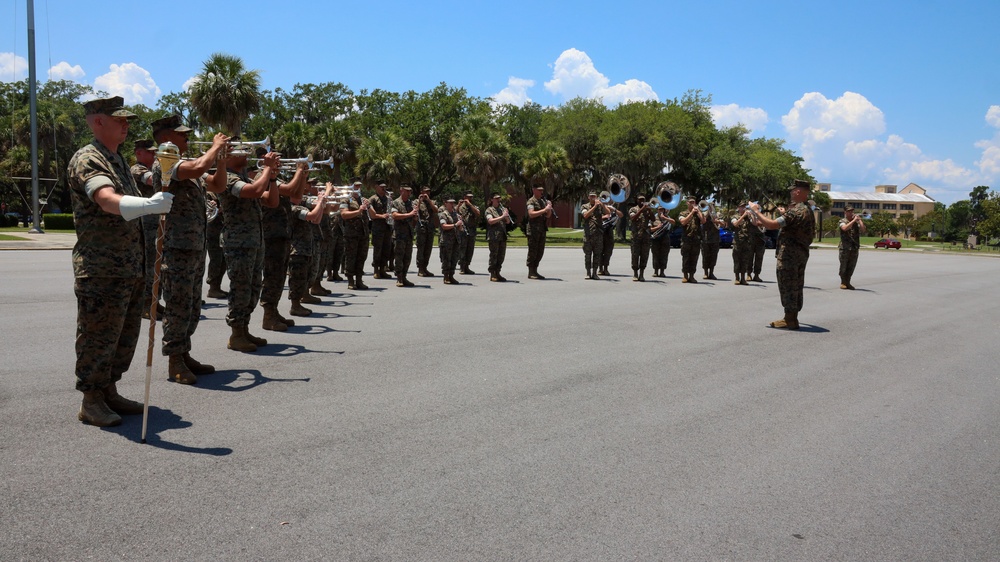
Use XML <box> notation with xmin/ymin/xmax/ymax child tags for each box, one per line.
<box><xmin>0</xmin><ymin>232</ymin><xmax>76</xmax><ymax>251</ymax></box>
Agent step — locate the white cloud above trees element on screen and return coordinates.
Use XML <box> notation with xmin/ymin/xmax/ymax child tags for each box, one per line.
<box><xmin>92</xmin><ymin>62</ymin><xmax>161</xmax><ymax>106</ymax></box>
<box><xmin>48</xmin><ymin>61</ymin><xmax>85</xmax><ymax>81</ymax></box>
<box><xmin>0</xmin><ymin>52</ymin><xmax>28</xmax><ymax>81</ymax></box>
<box><xmin>543</xmin><ymin>48</ymin><xmax>657</xmax><ymax>106</ymax></box>
<box><xmin>710</xmin><ymin>103</ymin><xmax>768</xmax><ymax>135</ymax></box>
<box><xmin>490</xmin><ymin>77</ymin><xmax>535</xmax><ymax>107</ymax></box>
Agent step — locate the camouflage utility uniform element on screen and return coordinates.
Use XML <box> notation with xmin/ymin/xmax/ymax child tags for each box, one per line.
<box><xmin>680</xmin><ymin>210</ymin><xmax>702</xmax><ymax>278</ymax></box>
<box><xmin>775</xmin><ymin>202</ymin><xmax>815</xmax><ymax>314</ymax></box>
<box><xmin>260</xmin><ymin>193</ymin><xmax>292</xmax><ymax>309</ymax></box>
<box><xmin>287</xmin><ymin>203</ymin><xmax>315</xmax><ymax>302</ymax></box>
<box><xmin>650</xmin><ymin>215</ymin><xmax>671</xmax><ymax>274</ymax></box>
<box><xmin>701</xmin><ymin>215</ymin><xmax>721</xmax><ymax>277</ymax></box>
<box><xmin>457</xmin><ymin>200</ymin><xmax>478</xmax><ymax>273</ymax></box>
<box><xmin>485</xmin><ymin>204</ymin><xmax>508</xmax><ymax>279</ymax></box>
<box><xmin>581</xmin><ymin>201</ymin><xmax>606</xmax><ymax>276</ymax></box>
<box><xmin>629</xmin><ymin>204</ymin><xmax>654</xmax><ymax>279</ymax></box>
<box><xmin>342</xmin><ymin>194</ymin><xmax>370</xmax><ymax>285</ymax></box>
<box><xmin>205</xmin><ymin>191</ymin><xmax>226</xmax><ymax>292</ymax></box>
<box><xmin>525</xmin><ymin>195</ymin><xmax>548</xmax><ymax>276</ymax></box>
<box><xmin>131</xmin><ymin>161</ymin><xmax>159</xmax><ymax>307</ymax></box>
<box><xmin>68</xmin><ymin>140</ymin><xmax>145</xmax><ymax>393</ymax></box>
<box><xmin>392</xmin><ymin>196</ymin><xmax>416</xmax><ymax>280</ymax></box>
<box><xmin>838</xmin><ymin>217</ymin><xmax>862</xmax><ymax>287</ymax></box>
<box><xmin>415</xmin><ymin>197</ymin><xmax>437</xmax><ymax>275</ymax></box>
<box><xmin>368</xmin><ymin>191</ymin><xmax>393</xmax><ymax>277</ymax></box>
<box><xmin>438</xmin><ymin>207</ymin><xmax>461</xmax><ymax>280</ymax></box>
<box><xmin>220</xmin><ymin>170</ymin><xmax>264</xmax><ymax>328</ymax></box>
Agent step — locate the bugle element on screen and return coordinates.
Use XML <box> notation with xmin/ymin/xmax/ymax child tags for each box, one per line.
<box><xmin>190</xmin><ymin>136</ymin><xmax>271</xmax><ymax>156</ymax></box>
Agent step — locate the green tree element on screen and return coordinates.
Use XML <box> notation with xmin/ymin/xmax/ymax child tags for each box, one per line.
<box><xmin>521</xmin><ymin>141</ymin><xmax>572</xmax><ymax>201</ymax></box>
<box><xmin>866</xmin><ymin>211</ymin><xmax>899</xmax><ymax>237</ymax></box>
<box><xmin>977</xmin><ymin>193</ymin><xmax>1000</xmax><ymax>241</ymax></box>
<box><xmin>355</xmin><ymin>131</ymin><xmax>417</xmax><ymax>189</ymax></box>
<box><xmin>896</xmin><ymin>212</ymin><xmax>916</xmax><ymax>239</ymax></box>
<box><xmin>451</xmin><ymin>115</ymin><xmax>511</xmax><ymax>204</ymax></box>
<box><xmin>188</xmin><ymin>53</ymin><xmax>262</xmax><ymax>136</ymax></box>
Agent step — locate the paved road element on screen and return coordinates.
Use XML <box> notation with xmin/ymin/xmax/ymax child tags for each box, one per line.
<box><xmin>1</xmin><ymin>246</ymin><xmax>998</xmax><ymax>561</ymax></box>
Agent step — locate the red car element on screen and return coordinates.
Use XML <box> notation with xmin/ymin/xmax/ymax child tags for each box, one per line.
<box><xmin>874</xmin><ymin>238</ymin><xmax>901</xmax><ymax>249</ymax></box>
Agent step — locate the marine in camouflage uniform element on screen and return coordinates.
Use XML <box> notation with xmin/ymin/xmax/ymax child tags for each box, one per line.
<box><xmin>581</xmin><ymin>192</ymin><xmax>607</xmax><ymax>280</ymax></box>
<box><xmin>628</xmin><ymin>197</ymin><xmax>655</xmax><ymax>281</ymax></box>
<box><xmin>205</xmin><ymin>190</ymin><xmax>227</xmax><ymax>298</ymax></box>
<box><xmin>525</xmin><ymin>185</ymin><xmax>553</xmax><ymax>279</ymax></box>
<box><xmin>650</xmin><ymin>209</ymin><xmax>674</xmax><ymax>277</ymax></box>
<box><xmin>484</xmin><ymin>193</ymin><xmax>510</xmax><ymax>282</ymax></box>
<box><xmin>287</xmin><ymin>188</ymin><xmax>328</xmax><ymax>315</ymax></box>
<box><xmin>751</xmin><ymin>180</ymin><xmax>816</xmax><ymax>329</ymax></box>
<box><xmin>308</xmin><ymin>210</ymin><xmax>332</xmax><ymax>296</ymax></box>
<box><xmin>367</xmin><ymin>182</ymin><xmax>394</xmax><ymax>280</ymax></box>
<box><xmin>341</xmin><ymin>182</ymin><xmax>370</xmax><ymax>290</ymax></box>
<box><xmin>130</xmin><ymin>139</ymin><xmax>161</xmax><ymax>319</ymax></box>
<box><xmin>415</xmin><ymin>187</ymin><xmax>438</xmax><ymax>276</ymax></box>
<box><xmin>457</xmin><ymin>193</ymin><xmax>480</xmax><ymax>275</ymax></box>
<box><xmin>600</xmin><ymin>193</ymin><xmax>621</xmax><ymax>276</ymax></box>
<box><xmin>438</xmin><ymin>198</ymin><xmax>463</xmax><ymax>284</ymax></box>
<box><xmin>220</xmin><ymin>152</ymin><xmax>281</xmax><ymax>351</ymax></box>
<box><xmin>838</xmin><ymin>207</ymin><xmax>866</xmax><ymax>290</ymax></box>
<box><xmin>68</xmin><ymin>97</ymin><xmax>173</xmax><ymax>427</ymax></box>
<box><xmin>701</xmin><ymin>208</ymin><xmax>723</xmax><ymax>280</ymax></box>
<box><xmin>260</xmin><ymin>164</ymin><xmax>308</xmax><ymax>331</ymax></box>
<box><xmin>326</xmin><ymin>205</ymin><xmax>345</xmax><ymax>282</ymax></box>
<box><xmin>391</xmin><ymin>186</ymin><xmax>418</xmax><ymax>287</ymax></box>
<box><xmin>151</xmin><ymin>115</ymin><xmax>228</xmax><ymax>384</ymax></box>
<box><xmin>749</xmin><ymin>221</ymin><xmax>766</xmax><ymax>282</ymax></box>
<box><xmin>730</xmin><ymin>203</ymin><xmax>754</xmax><ymax>285</ymax></box>
<box><xmin>678</xmin><ymin>198</ymin><xmax>705</xmax><ymax>283</ymax></box>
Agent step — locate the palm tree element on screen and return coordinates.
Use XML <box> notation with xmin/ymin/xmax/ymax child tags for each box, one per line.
<box><xmin>451</xmin><ymin>118</ymin><xmax>510</xmax><ymax>204</ymax></box>
<box><xmin>311</xmin><ymin>120</ymin><xmax>359</xmax><ymax>184</ymax></box>
<box><xmin>355</xmin><ymin>131</ymin><xmax>417</xmax><ymax>189</ymax></box>
<box><xmin>188</xmin><ymin>53</ymin><xmax>261</xmax><ymax>137</ymax></box>
<box><xmin>521</xmin><ymin>141</ymin><xmax>571</xmax><ymax>199</ymax></box>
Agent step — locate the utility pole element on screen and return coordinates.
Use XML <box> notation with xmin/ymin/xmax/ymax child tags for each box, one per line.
<box><xmin>27</xmin><ymin>0</ymin><xmax>43</xmax><ymax>234</ymax></box>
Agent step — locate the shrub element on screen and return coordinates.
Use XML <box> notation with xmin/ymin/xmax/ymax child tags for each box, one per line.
<box><xmin>43</xmin><ymin>213</ymin><xmax>75</xmax><ymax>230</ymax></box>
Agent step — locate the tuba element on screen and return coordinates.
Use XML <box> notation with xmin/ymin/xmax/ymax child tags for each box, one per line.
<box><xmin>607</xmin><ymin>174</ymin><xmax>631</xmax><ymax>204</ymax></box>
<box><xmin>650</xmin><ymin>181</ymin><xmax>682</xmax><ymax>210</ymax></box>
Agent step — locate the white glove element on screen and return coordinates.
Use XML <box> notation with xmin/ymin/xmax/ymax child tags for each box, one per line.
<box><xmin>119</xmin><ymin>192</ymin><xmax>174</xmax><ymax>221</ymax></box>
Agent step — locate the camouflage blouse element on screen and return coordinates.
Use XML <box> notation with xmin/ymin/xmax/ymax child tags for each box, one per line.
<box><xmin>67</xmin><ymin>140</ymin><xmax>144</xmax><ymax>278</ymax></box>
<box><xmin>152</xmin><ymin>160</ymin><xmax>207</xmax><ymax>251</ymax></box>
<box><xmin>219</xmin><ymin>170</ymin><xmax>262</xmax><ymax>249</ymax></box>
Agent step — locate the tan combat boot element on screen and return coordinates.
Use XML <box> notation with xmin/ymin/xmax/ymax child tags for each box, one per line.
<box><xmin>168</xmin><ymin>355</ymin><xmax>197</xmax><ymax>384</ymax></box>
<box><xmin>206</xmin><ymin>284</ymin><xmax>227</xmax><ymax>299</ymax></box>
<box><xmin>78</xmin><ymin>390</ymin><xmax>122</xmax><ymax>427</ymax></box>
<box><xmin>289</xmin><ymin>299</ymin><xmax>313</xmax><ymax>317</ymax></box>
<box><xmin>770</xmin><ymin>311</ymin><xmax>800</xmax><ymax>330</ymax></box>
<box><xmin>244</xmin><ymin>324</ymin><xmax>267</xmax><ymax>347</ymax></box>
<box><xmin>183</xmin><ymin>353</ymin><xmax>215</xmax><ymax>375</ymax></box>
<box><xmin>228</xmin><ymin>324</ymin><xmax>257</xmax><ymax>353</ymax></box>
<box><xmin>262</xmin><ymin>305</ymin><xmax>288</xmax><ymax>332</ymax></box>
<box><xmin>102</xmin><ymin>383</ymin><xmax>143</xmax><ymax>415</ymax></box>
<box><xmin>300</xmin><ymin>292</ymin><xmax>322</xmax><ymax>304</ymax></box>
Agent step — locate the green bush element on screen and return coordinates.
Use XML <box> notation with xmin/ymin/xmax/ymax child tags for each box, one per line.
<box><xmin>43</xmin><ymin>213</ymin><xmax>75</xmax><ymax>229</ymax></box>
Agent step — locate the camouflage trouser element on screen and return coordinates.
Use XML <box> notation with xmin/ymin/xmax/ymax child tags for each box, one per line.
<box><xmin>439</xmin><ymin>237</ymin><xmax>457</xmax><ymax>275</ymax></box>
<box><xmin>701</xmin><ymin>240</ymin><xmax>720</xmax><ymax>271</ymax></box>
<box><xmin>839</xmin><ymin>247</ymin><xmax>859</xmax><ymax>283</ymax></box>
<box><xmin>651</xmin><ymin>236</ymin><xmax>669</xmax><ymax>270</ymax></box>
<box><xmin>312</xmin><ymin>237</ymin><xmax>330</xmax><ymax>285</ymax></box>
<box><xmin>752</xmin><ymin>242</ymin><xmax>765</xmax><ymax>275</ymax></box>
<box><xmin>416</xmin><ymin>227</ymin><xmax>435</xmax><ymax>271</ymax></box>
<box><xmin>459</xmin><ymin>228</ymin><xmax>476</xmax><ymax>268</ymax></box>
<box><xmin>583</xmin><ymin>231</ymin><xmax>603</xmax><ymax>271</ymax></box>
<box><xmin>732</xmin><ymin>243</ymin><xmax>753</xmax><ymax>274</ymax></box>
<box><xmin>260</xmin><ymin>237</ymin><xmax>290</xmax><ymax>306</ymax></box>
<box><xmin>526</xmin><ymin>229</ymin><xmax>545</xmax><ymax>269</ymax></box>
<box><xmin>328</xmin><ymin>231</ymin><xmax>344</xmax><ymax>274</ymax></box>
<box><xmin>287</xmin><ymin>255</ymin><xmax>311</xmax><ymax>300</ymax></box>
<box><xmin>161</xmin><ymin>247</ymin><xmax>205</xmax><ymax>357</ymax></box>
<box><xmin>631</xmin><ymin>235</ymin><xmax>650</xmax><ymax>271</ymax></box>
<box><xmin>601</xmin><ymin>229</ymin><xmax>614</xmax><ymax>267</ymax></box>
<box><xmin>371</xmin><ymin>227</ymin><xmax>392</xmax><ymax>271</ymax></box>
<box><xmin>142</xmin><ymin>215</ymin><xmax>160</xmax><ymax>303</ymax></box>
<box><xmin>394</xmin><ymin>235</ymin><xmax>414</xmax><ymax>278</ymax></box>
<box><xmin>74</xmin><ymin>276</ymin><xmax>144</xmax><ymax>392</ymax></box>
<box><xmin>205</xmin><ymin>219</ymin><xmax>225</xmax><ymax>287</ymax></box>
<box><xmin>224</xmin><ymin>246</ymin><xmax>263</xmax><ymax>327</ymax></box>
<box><xmin>489</xmin><ymin>238</ymin><xmax>506</xmax><ymax>274</ymax></box>
<box><xmin>681</xmin><ymin>238</ymin><xmax>700</xmax><ymax>274</ymax></box>
<box><xmin>776</xmin><ymin>251</ymin><xmax>809</xmax><ymax>312</ymax></box>
<box><xmin>344</xmin><ymin>235</ymin><xmax>369</xmax><ymax>276</ymax></box>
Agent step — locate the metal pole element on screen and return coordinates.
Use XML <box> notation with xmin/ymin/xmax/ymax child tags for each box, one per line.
<box><xmin>27</xmin><ymin>0</ymin><xmax>43</xmax><ymax>234</ymax></box>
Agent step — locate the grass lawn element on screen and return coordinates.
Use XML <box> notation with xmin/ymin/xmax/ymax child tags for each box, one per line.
<box><xmin>0</xmin><ymin>233</ymin><xmax>30</xmax><ymax>241</ymax></box>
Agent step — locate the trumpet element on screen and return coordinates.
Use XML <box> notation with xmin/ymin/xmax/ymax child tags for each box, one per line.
<box><xmin>189</xmin><ymin>136</ymin><xmax>271</xmax><ymax>157</ymax></box>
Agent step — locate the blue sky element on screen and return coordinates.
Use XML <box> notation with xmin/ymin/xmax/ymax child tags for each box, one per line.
<box><xmin>3</xmin><ymin>0</ymin><xmax>998</xmax><ymax>204</ymax></box>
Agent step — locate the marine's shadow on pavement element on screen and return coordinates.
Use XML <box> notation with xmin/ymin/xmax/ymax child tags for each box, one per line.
<box><xmin>194</xmin><ymin>368</ymin><xmax>311</xmax><ymax>392</ymax></box>
<box><xmin>102</xmin><ymin>406</ymin><xmax>233</xmax><ymax>456</ymax></box>
<box><xmin>288</xmin><ymin>322</ymin><xmax>363</xmax><ymax>333</ymax></box>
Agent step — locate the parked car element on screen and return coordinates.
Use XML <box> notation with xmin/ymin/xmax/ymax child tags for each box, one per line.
<box><xmin>874</xmin><ymin>238</ymin><xmax>901</xmax><ymax>249</ymax></box>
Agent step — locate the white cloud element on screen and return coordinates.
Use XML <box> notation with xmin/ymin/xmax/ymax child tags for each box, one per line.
<box><xmin>986</xmin><ymin>105</ymin><xmax>1000</xmax><ymax>129</ymax></box>
<box><xmin>182</xmin><ymin>75</ymin><xmax>200</xmax><ymax>92</ymax></box>
<box><xmin>0</xmin><ymin>52</ymin><xmax>29</xmax><ymax>82</ymax></box>
<box><xmin>710</xmin><ymin>103</ymin><xmax>768</xmax><ymax>134</ymax></box>
<box><xmin>543</xmin><ymin>48</ymin><xmax>657</xmax><ymax>106</ymax></box>
<box><xmin>781</xmin><ymin>91</ymin><xmax>988</xmax><ymax>202</ymax></box>
<box><xmin>975</xmin><ymin>106</ymin><xmax>1000</xmax><ymax>178</ymax></box>
<box><xmin>48</xmin><ymin>61</ymin><xmax>85</xmax><ymax>81</ymax></box>
<box><xmin>93</xmin><ymin>62</ymin><xmax>161</xmax><ymax>106</ymax></box>
<box><xmin>490</xmin><ymin>77</ymin><xmax>535</xmax><ymax>107</ymax></box>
